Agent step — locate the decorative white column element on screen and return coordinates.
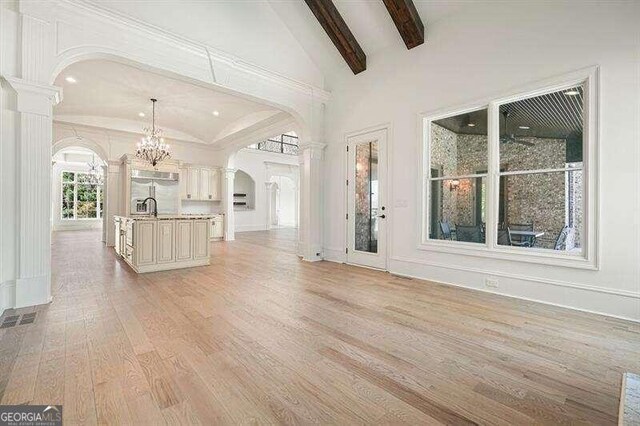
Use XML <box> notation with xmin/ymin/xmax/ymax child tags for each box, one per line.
<box><xmin>5</xmin><ymin>77</ymin><xmax>61</xmax><ymax>308</ymax></box>
<box><xmin>104</xmin><ymin>161</ymin><xmax>121</xmax><ymax>247</ymax></box>
<box><xmin>223</xmin><ymin>168</ymin><xmax>236</xmax><ymax>241</ymax></box>
<box><xmin>298</xmin><ymin>141</ymin><xmax>326</xmax><ymax>261</ymax></box>
<box><xmin>265</xmin><ymin>181</ymin><xmax>277</xmax><ymax>230</ymax></box>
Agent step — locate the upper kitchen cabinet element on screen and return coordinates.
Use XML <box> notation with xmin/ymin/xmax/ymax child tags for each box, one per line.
<box><xmin>180</xmin><ymin>165</ymin><xmax>222</xmax><ymax>201</ymax></box>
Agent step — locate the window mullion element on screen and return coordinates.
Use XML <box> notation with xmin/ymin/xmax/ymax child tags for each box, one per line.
<box><xmin>486</xmin><ymin>102</ymin><xmax>500</xmax><ymax>249</ymax></box>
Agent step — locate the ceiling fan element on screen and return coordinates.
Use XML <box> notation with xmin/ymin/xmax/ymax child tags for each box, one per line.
<box><xmin>500</xmin><ymin>110</ymin><xmax>535</xmax><ymax>147</ymax></box>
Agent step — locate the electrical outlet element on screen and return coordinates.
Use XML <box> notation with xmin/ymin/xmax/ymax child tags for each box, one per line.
<box><xmin>485</xmin><ymin>278</ymin><xmax>499</xmax><ymax>289</ymax></box>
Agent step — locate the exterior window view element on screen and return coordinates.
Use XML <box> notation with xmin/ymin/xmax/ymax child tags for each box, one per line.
<box><xmin>0</xmin><ymin>1</ymin><xmax>638</xmax><ymax>425</ymax></box>
<box><xmin>61</xmin><ymin>171</ymin><xmax>104</xmax><ymax>220</ymax></box>
<box><xmin>427</xmin><ymin>85</ymin><xmax>585</xmax><ymax>255</ymax></box>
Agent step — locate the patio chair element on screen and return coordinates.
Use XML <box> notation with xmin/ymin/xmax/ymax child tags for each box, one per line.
<box><xmin>507</xmin><ymin>227</ymin><xmax>532</xmax><ymax>247</ymax></box>
<box><xmin>508</xmin><ymin>222</ymin><xmax>535</xmax><ymax>245</ymax></box>
<box><xmin>455</xmin><ymin>224</ymin><xmax>483</xmax><ymax>243</ymax></box>
<box><xmin>554</xmin><ymin>226</ymin><xmax>576</xmax><ymax>250</ymax></box>
<box><xmin>439</xmin><ymin>220</ymin><xmax>454</xmax><ymax>240</ymax></box>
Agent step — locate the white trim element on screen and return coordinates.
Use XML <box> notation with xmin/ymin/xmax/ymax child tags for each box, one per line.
<box><xmin>323</xmin><ymin>247</ymin><xmax>346</xmax><ymax>263</ymax></box>
<box><xmin>235</xmin><ymin>224</ymin><xmax>268</xmax><ymax>233</ymax></box>
<box><xmin>417</xmin><ymin>67</ymin><xmax>600</xmax><ymax>270</ymax></box>
<box><xmin>389</xmin><ymin>256</ymin><xmax>639</xmax><ymax>322</ymax></box>
<box><xmin>52</xmin><ymin>0</ymin><xmax>330</xmax><ymax>102</ymax></box>
<box><xmin>344</xmin><ymin>124</ymin><xmax>391</xmax><ymax>270</ymax></box>
<box><xmin>499</xmin><ymin>166</ymin><xmax>583</xmax><ymax>176</ymax></box>
<box><xmin>429</xmin><ymin>173</ymin><xmax>487</xmax><ymax>181</ymax></box>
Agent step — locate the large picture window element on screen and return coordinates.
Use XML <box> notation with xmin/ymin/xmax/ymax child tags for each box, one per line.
<box><xmin>61</xmin><ymin>171</ymin><xmax>103</xmax><ymax>220</ymax></box>
<box><xmin>421</xmin><ymin>70</ymin><xmax>597</xmax><ymax>268</ymax></box>
<box><xmin>427</xmin><ymin>107</ymin><xmax>488</xmax><ymax>244</ymax></box>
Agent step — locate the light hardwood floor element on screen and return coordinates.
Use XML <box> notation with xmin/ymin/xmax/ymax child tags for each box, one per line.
<box><xmin>0</xmin><ymin>228</ymin><xmax>638</xmax><ymax>424</ymax></box>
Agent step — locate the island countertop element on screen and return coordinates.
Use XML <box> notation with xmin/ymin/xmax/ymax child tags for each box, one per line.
<box><xmin>114</xmin><ymin>214</ymin><xmax>216</xmax><ymax>273</ymax></box>
<box><xmin>114</xmin><ymin>214</ymin><xmax>223</xmax><ymax>221</ymax></box>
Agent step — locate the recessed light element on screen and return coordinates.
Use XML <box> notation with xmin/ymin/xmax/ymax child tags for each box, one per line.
<box><xmin>65</xmin><ymin>76</ymin><xmax>77</xmax><ymax>83</ymax></box>
<box><xmin>138</xmin><ymin>112</ymin><xmax>145</xmax><ymax>117</ymax></box>
<box><xmin>519</xmin><ymin>125</ymin><xmax>530</xmax><ymax>130</ymax></box>
<box><xmin>467</xmin><ymin>123</ymin><xmax>476</xmax><ymax>127</ymax></box>
<box><xmin>564</xmin><ymin>90</ymin><xmax>580</xmax><ymax>96</ymax></box>
<box><xmin>212</xmin><ymin>110</ymin><xmax>220</xmax><ymax>116</ymax></box>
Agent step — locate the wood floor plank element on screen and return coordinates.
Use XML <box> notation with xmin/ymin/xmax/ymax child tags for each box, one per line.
<box><xmin>0</xmin><ymin>228</ymin><xmax>634</xmax><ymax>425</ymax></box>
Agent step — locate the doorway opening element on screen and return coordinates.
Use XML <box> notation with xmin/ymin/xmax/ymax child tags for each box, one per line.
<box><xmin>51</xmin><ymin>146</ymin><xmax>106</xmax><ymax>240</ymax></box>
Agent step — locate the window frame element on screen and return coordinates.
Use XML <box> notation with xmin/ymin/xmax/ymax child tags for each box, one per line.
<box><xmin>418</xmin><ymin>67</ymin><xmax>599</xmax><ymax>270</ymax></box>
<box><xmin>60</xmin><ymin>170</ymin><xmax>103</xmax><ymax>221</ymax></box>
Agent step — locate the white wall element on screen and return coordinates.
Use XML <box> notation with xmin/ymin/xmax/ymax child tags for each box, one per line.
<box><xmin>323</xmin><ymin>2</ymin><xmax>640</xmax><ymax>320</ymax></box>
<box><xmin>233</xmin><ymin>149</ymin><xmax>298</xmax><ymax>232</ymax></box>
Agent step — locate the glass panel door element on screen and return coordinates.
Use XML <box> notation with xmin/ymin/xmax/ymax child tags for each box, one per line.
<box><xmin>354</xmin><ymin>141</ymin><xmax>378</xmax><ymax>253</ymax></box>
<box><xmin>347</xmin><ymin>128</ymin><xmax>387</xmax><ymax>270</ymax></box>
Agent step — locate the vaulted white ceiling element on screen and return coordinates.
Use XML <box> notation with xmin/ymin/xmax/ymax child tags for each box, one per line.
<box><xmin>83</xmin><ymin>0</ymin><xmax>468</xmax><ymax>87</ymax></box>
<box><xmin>268</xmin><ymin>0</ymin><xmax>467</xmax><ymax>80</ymax></box>
<box><xmin>54</xmin><ymin>60</ymin><xmax>287</xmax><ymax>146</ymax></box>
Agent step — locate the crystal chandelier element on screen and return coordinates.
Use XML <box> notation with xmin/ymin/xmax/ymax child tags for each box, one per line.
<box><xmin>136</xmin><ymin>98</ymin><xmax>171</xmax><ymax>168</ymax></box>
<box><xmin>86</xmin><ymin>154</ymin><xmax>104</xmax><ymax>186</ymax></box>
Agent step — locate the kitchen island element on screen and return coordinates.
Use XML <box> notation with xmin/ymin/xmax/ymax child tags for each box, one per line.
<box><xmin>114</xmin><ymin>214</ymin><xmax>216</xmax><ymax>273</ymax></box>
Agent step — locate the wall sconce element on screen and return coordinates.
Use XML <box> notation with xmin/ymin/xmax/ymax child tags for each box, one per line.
<box><xmin>449</xmin><ymin>179</ymin><xmax>460</xmax><ymax>191</ymax></box>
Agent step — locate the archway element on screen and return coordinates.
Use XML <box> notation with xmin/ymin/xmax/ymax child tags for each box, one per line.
<box><xmin>51</xmin><ymin>144</ymin><xmax>107</xmax><ymax>243</ymax></box>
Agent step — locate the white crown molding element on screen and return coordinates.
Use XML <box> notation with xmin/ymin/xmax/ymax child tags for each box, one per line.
<box><xmin>299</xmin><ymin>141</ymin><xmax>327</xmax><ymax>151</ymax></box>
<box><xmin>54</xmin><ymin>0</ymin><xmax>331</xmax><ymax>103</ymax></box>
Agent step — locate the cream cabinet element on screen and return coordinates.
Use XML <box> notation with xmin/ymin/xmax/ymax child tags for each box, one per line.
<box><xmin>210</xmin><ymin>169</ymin><xmax>221</xmax><ymax>201</ymax></box>
<box><xmin>180</xmin><ymin>165</ymin><xmax>221</xmax><ymax>201</ymax></box>
<box><xmin>175</xmin><ymin>220</ymin><xmax>193</xmax><ymax>261</ymax></box>
<box><xmin>193</xmin><ymin>219</ymin><xmax>210</xmax><ymax>259</ymax></box>
<box><xmin>115</xmin><ymin>215</ymin><xmax>211</xmax><ymax>273</ymax></box>
<box><xmin>186</xmin><ymin>167</ymin><xmax>200</xmax><ymax>200</ymax></box>
<box><xmin>210</xmin><ymin>215</ymin><xmax>224</xmax><ymax>240</ymax></box>
<box><xmin>135</xmin><ymin>221</ymin><xmax>156</xmax><ymax>266</ymax></box>
<box><xmin>179</xmin><ymin>167</ymin><xmax>188</xmax><ymax>200</ymax></box>
<box><xmin>157</xmin><ymin>220</ymin><xmax>175</xmax><ymax>263</ymax></box>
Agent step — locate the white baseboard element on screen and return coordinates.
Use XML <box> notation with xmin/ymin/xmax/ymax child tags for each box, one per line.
<box><xmin>235</xmin><ymin>224</ymin><xmax>267</xmax><ymax>232</ymax></box>
<box><xmin>389</xmin><ymin>256</ymin><xmax>640</xmax><ymax>322</ymax></box>
<box><xmin>323</xmin><ymin>246</ymin><xmax>346</xmax><ymax>263</ymax></box>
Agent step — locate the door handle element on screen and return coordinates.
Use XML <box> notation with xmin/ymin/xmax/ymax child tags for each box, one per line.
<box><xmin>378</xmin><ymin>214</ymin><xmax>386</xmax><ymax>219</ymax></box>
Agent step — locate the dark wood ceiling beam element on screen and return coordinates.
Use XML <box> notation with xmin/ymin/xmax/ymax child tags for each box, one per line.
<box><xmin>381</xmin><ymin>0</ymin><xmax>424</xmax><ymax>49</ymax></box>
<box><xmin>304</xmin><ymin>0</ymin><xmax>366</xmax><ymax>74</ymax></box>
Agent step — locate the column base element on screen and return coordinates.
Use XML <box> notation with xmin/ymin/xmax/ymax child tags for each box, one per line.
<box><xmin>299</xmin><ymin>243</ymin><xmax>324</xmax><ymax>262</ymax></box>
<box><xmin>15</xmin><ymin>274</ymin><xmax>52</xmax><ymax>308</ymax></box>
<box><xmin>0</xmin><ymin>280</ymin><xmax>16</xmax><ymax>314</ymax></box>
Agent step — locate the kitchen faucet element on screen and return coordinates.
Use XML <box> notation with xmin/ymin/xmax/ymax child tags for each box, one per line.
<box><xmin>142</xmin><ymin>197</ymin><xmax>158</xmax><ymax>217</ymax></box>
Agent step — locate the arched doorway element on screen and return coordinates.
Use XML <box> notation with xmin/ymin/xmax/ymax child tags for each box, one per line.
<box><xmin>51</xmin><ymin>145</ymin><xmax>107</xmax><ymax>241</ymax></box>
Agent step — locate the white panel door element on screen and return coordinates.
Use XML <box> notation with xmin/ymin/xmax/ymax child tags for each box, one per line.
<box><xmin>346</xmin><ymin>128</ymin><xmax>388</xmax><ymax>270</ymax></box>
<box><xmin>193</xmin><ymin>219</ymin><xmax>210</xmax><ymax>259</ymax></box>
<box><xmin>175</xmin><ymin>220</ymin><xmax>193</xmax><ymax>261</ymax></box>
<box><xmin>157</xmin><ymin>220</ymin><xmax>175</xmax><ymax>263</ymax></box>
